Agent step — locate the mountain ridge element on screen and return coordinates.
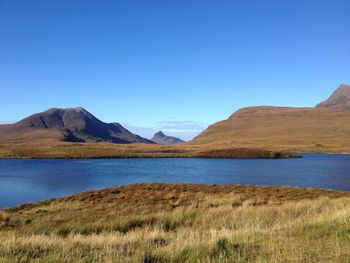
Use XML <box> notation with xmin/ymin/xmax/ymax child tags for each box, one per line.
<box><xmin>1</xmin><ymin>83</ymin><xmax>350</xmax><ymax>151</ymax></box>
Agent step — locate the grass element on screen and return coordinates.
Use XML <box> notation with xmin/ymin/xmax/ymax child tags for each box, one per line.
<box><xmin>0</xmin><ymin>142</ymin><xmax>298</xmax><ymax>159</ymax></box>
<box><xmin>1</xmin><ymin>183</ymin><xmax>350</xmax><ymax>262</ymax></box>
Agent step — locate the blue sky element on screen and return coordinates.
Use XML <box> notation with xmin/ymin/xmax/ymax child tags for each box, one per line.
<box><xmin>1</xmin><ymin>0</ymin><xmax>349</xmax><ymax>140</ymax></box>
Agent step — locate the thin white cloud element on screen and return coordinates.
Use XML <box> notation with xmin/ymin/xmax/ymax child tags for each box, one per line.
<box><xmin>157</xmin><ymin>120</ymin><xmax>207</xmax><ymax>131</ymax></box>
<box><xmin>0</xmin><ymin>121</ymin><xmax>14</xmax><ymax>124</ymax></box>
<box><xmin>157</xmin><ymin>121</ymin><xmax>198</xmax><ymax>124</ymax></box>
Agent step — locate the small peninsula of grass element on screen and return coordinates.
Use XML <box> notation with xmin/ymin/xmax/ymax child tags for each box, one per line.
<box><xmin>0</xmin><ymin>142</ymin><xmax>299</xmax><ymax>159</ymax></box>
<box><xmin>1</xmin><ymin>183</ymin><xmax>350</xmax><ymax>262</ymax></box>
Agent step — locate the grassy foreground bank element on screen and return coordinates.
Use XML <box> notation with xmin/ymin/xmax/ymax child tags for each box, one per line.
<box><xmin>1</xmin><ymin>183</ymin><xmax>350</xmax><ymax>262</ymax></box>
<box><xmin>0</xmin><ymin>142</ymin><xmax>298</xmax><ymax>159</ymax></box>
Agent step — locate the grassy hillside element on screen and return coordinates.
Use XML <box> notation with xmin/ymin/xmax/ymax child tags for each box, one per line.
<box><xmin>0</xmin><ymin>142</ymin><xmax>298</xmax><ymax>159</ymax></box>
<box><xmin>190</xmin><ymin>106</ymin><xmax>350</xmax><ymax>153</ymax></box>
<box><xmin>1</xmin><ymin>183</ymin><xmax>350</xmax><ymax>262</ymax></box>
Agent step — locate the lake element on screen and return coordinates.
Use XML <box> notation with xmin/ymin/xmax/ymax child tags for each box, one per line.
<box><xmin>1</xmin><ymin>154</ymin><xmax>350</xmax><ymax>208</ymax></box>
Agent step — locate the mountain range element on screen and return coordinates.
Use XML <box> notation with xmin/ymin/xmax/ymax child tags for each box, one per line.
<box><xmin>1</xmin><ymin>83</ymin><xmax>350</xmax><ymax>152</ymax></box>
<box><xmin>0</xmin><ymin>107</ymin><xmax>186</xmax><ymax>145</ymax></box>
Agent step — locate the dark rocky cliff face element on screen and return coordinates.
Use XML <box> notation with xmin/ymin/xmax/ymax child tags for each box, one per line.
<box><xmin>151</xmin><ymin>131</ymin><xmax>185</xmax><ymax>145</ymax></box>
<box><xmin>316</xmin><ymin>84</ymin><xmax>350</xmax><ymax>110</ymax></box>
<box><xmin>0</xmin><ymin>107</ymin><xmax>154</xmax><ymax>144</ymax></box>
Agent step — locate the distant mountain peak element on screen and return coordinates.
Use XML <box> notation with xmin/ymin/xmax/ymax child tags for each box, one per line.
<box><xmin>154</xmin><ymin>131</ymin><xmax>166</xmax><ymax>137</ymax></box>
<box><xmin>151</xmin><ymin>131</ymin><xmax>185</xmax><ymax>145</ymax></box>
<box><xmin>316</xmin><ymin>83</ymin><xmax>350</xmax><ymax>110</ymax></box>
<box><xmin>47</xmin><ymin>106</ymin><xmax>85</xmax><ymax>111</ymax></box>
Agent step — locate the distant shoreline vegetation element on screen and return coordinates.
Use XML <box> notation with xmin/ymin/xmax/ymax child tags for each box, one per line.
<box><xmin>0</xmin><ymin>143</ymin><xmax>299</xmax><ymax>159</ymax></box>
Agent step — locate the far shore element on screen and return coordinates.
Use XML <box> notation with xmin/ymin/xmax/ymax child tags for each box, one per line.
<box><xmin>0</xmin><ymin>142</ymin><xmax>300</xmax><ymax>159</ymax></box>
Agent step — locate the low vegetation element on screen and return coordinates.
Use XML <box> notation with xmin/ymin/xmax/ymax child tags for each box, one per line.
<box><xmin>190</xmin><ymin>106</ymin><xmax>350</xmax><ymax>153</ymax></box>
<box><xmin>0</xmin><ymin>142</ymin><xmax>298</xmax><ymax>159</ymax></box>
<box><xmin>1</xmin><ymin>183</ymin><xmax>350</xmax><ymax>262</ymax></box>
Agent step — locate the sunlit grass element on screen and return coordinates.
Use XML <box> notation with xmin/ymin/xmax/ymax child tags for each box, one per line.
<box><xmin>1</xmin><ymin>184</ymin><xmax>350</xmax><ymax>262</ymax></box>
<box><xmin>0</xmin><ymin>142</ymin><xmax>297</xmax><ymax>159</ymax></box>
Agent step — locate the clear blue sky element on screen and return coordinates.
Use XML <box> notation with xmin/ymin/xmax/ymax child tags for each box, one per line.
<box><xmin>1</xmin><ymin>0</ymin><xmax>349</xmax><ymax>140</ymax></box>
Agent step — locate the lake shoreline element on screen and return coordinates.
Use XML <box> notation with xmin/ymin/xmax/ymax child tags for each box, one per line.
<box><xmin>0</xmin><ymin>142</ymin><xmax>300</xmax><ymax>159</ymax></box>
<box><xmin>4</xmin><ymin>183</ymin><xmax>350</xmax><ymax>211</ymax></box>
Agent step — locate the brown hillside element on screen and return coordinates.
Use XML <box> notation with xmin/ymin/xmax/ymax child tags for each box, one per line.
<box><xmin>189</xmin><ymin>106</ymin><xmax>350</xmax><ymax>153</ymax></box>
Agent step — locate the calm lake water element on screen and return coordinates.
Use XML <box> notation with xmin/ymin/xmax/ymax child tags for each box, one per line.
<box><xmin>1</xmin><ymin>154</ymin><xmax>350</xmax><ymax>208</ymax></box>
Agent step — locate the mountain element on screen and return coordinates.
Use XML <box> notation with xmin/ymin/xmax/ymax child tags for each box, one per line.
<box><xmin>316</xmin><ymin>84</ymin><xmax>350</xmax><ymax>110</ymax></box>
<box><xmin>190</xmin><ymin>84</ymin><xmax>350</xmax><ymax>152</ymax></box>
<box><xmin>151</xmin><ymin>131</ymin><xmax>185</xmax><ymax>145</ymax></box>
<box><xmin>0</xmin><ymin>107</ymin><xmax>154</xmax><ymax>144</ymax></box>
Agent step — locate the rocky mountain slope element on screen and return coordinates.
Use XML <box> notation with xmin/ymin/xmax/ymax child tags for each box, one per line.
<box><xmin>0</xmin><ymin>107</ymin><xmax>153</xmax><ymax>144</ymax></box>
<box><xmin>151</xmin><ymin>131</ymin><xmax>185</xmax><ymax>145</ymax></box>
<box><xmin>316</xmin><ymin>84</ymin><xmax>350</xmax><ymax>109</ymax></box>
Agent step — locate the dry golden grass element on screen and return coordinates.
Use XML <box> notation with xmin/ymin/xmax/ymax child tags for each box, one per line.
<box><xmin>1</xmin><ymin>183</ymin><xmax>350</xmax><ymax>262</ymax></box>
<box><xmin>0</xmin><ymin>128</ymin><xmax>66</xmax><ymax>144</ymax></box>
<box><xmin>0</xmin><ymin>142</ymin><xmax>297</xmax><ymax>159</ymax></box>
<box><xmin>190</xmin><ymin>106</ymin><xmax>350</xmax><ymax>153</ymax></box>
